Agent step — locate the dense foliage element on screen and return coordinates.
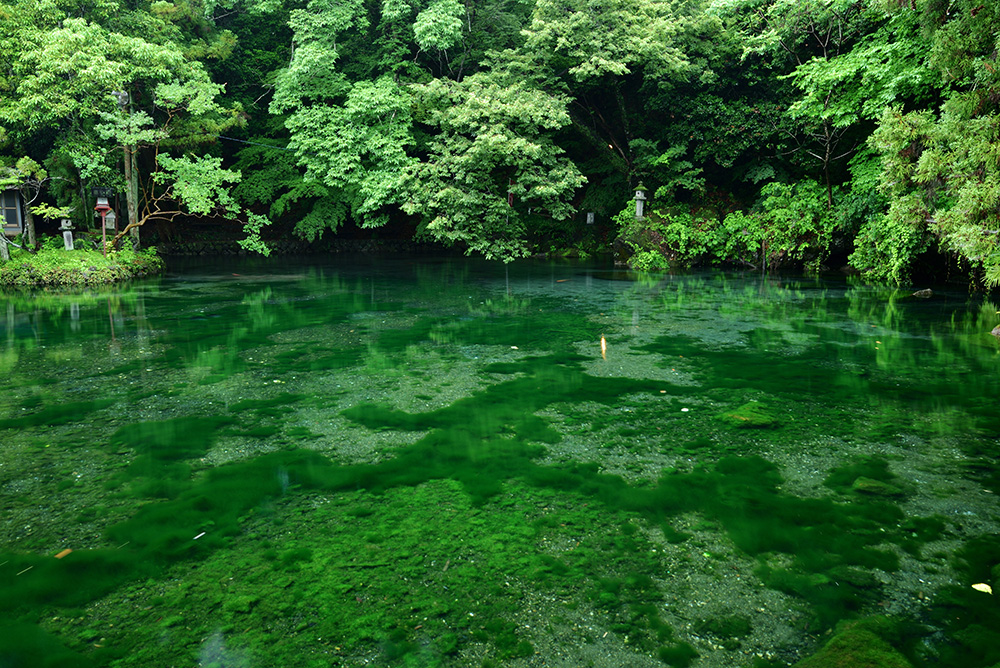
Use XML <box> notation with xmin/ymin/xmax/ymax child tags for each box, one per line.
<box><xmin>1</xmin><ymin>0</ymin><xmax>998</xmax><ymax>284</ymax></box>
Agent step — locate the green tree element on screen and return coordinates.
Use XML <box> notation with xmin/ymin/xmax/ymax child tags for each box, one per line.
<box><xmin>0</xmin><ymin>1</ymin><xmax>268</xmax><ymax>251</ymax></box>
<box><xmin>92</xmin><ymin>79</ymin><xmax>269</xmax><ymax>252</ymax></box>
<box><xmin>403</xmin><ymin>69</ymin><xmax>585</xmax><ymax>259</ymax></box>
<box><xmin>518</xmin><ymin>0</ymin><xmax>702</xmax><ymax>180</ymax></box>
<box><xmin>719</xmin><ymin>0</ymin><xmax>881</xmax><ymax>207</ymax></box>
<box><xmin>270</xmin><ymin>0</ymin><xmax>582</xmax><ymax>257</ymax></box>
<box><xmin>630</xmin><ymin>9</ymin><xmax>788</xmax><ymax>217</ymax></box>
<box><xmin>859</xmin><ymin>0</ymin><xmax>1000</xmax><ymax>285</ymax></box>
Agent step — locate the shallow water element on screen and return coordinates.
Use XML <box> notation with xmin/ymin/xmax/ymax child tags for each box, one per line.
<box><xmin>1</xmin><ymin>255</ymin><xmax>999</xmax><ymax>668</ymax></box>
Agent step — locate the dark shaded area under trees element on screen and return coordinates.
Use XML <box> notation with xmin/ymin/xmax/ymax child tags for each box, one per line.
<box><xmin>1</xmin><ymin>0</ymin><xmax>998</xmax><ymax>287</ymax></box>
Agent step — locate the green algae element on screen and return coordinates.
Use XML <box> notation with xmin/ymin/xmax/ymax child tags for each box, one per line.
<box><xmin>923</xmin><ymin>535</ymin><xmax>1000</xmax><ymax>668</ymax></box>
<box><xmin>658</xmin><ymin>642</ymin><xmax>699</xmax><ymax>667</ymax></box>
<box><xmin>0</xmin><ymin>621</ymin><xmax>103</xmax><ymax>668</ymax></box>
<box><xmin>694</xmin><ymin>613</ymin><xmax>752</xmax><ymax>639</ymax></box>
<box><xmin>0</xmin><ymin>549</ymin><xmax>146</xmax><ymax>614</ymax></box>
<box><xmin>105</xmin><ymin>450</ymin><xmax>328</xmax><ymax>561</ymax></box>
<box><xmin>272</xmin><ymin>344</ymin><xmax>363</xmax><ymax>372</ymax></box>
<box><xmin>77</xmin><ymin>337</ymin><xmax>938</xmax><ymax>648</ymax></box>
<box><xmin>792</xmin><ymin>623</ymin><xmax>914</xmax><ymax>668</ymax></box>
<box><xmin>637</xmin><ymin>317</ymin><xmax>1000</xmax><ymax>449</ymax></box>
<box><xmin>434</xmin><ymin>300</ymin><xmax>602</xmax><ymax>351</ymax></box>
<box><xmin>109</xmin><ymin>416</ymin><xmax>237</xmax><ymax>460</ymax></box>
<box><xmin>0</xmin><ymin>424</ymin><xmax>922</xmax><ymax>664</ymax></box>
<box><xmin>6</xmin><ymin>408</ymin><xmax>927</xmax><ymax>662</ymax></box>
<box><xmin>717</xmin><ymin>400</ymin><xmax>780</xmax><ymax>428</ymax></box>
<box><xmin>66</xmin><ymin>480</ymin><xmax>676</xmax><ymax>666</ymax></box>
<box><xmin>824</xmin><ymin>456</ymin><xmax>900</xmax><ymax>494</ymax></box>
<box><xmin>0</xmin><ymin>399</ymin><xmax>116</xmax><ymax>430</ymax></box>
<box><xmin>2</xmin><ymin>261</ymin><xmax>1000</xmax><ymax>668</ymax></box>
<box><xmin>228</xmin><ymin>393</ymin><xmax>306</xmax><ymax>416</ymax></box>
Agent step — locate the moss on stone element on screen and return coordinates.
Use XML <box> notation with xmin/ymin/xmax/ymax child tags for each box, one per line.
<box><xmin>717</xmin><ymin>401</ymin><xmax>779</xmax><ymax>428</ymax></box>
<box><xmin>793</xmin><ymin>619</ymin><xmax>913</xmax><ymax>668</ymax></box>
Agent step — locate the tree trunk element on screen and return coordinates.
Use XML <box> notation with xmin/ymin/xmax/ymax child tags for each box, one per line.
<box><xmin>124</xmin><ymin>144</ymin><xmax>140</xmax><ymax>249</ymax></box>
<box><xmin>823</xmin><ymin>120</ymin><xmax>834</xmax><ymax>209</ymax></box>
<box><xmin>79</xmin><ymin>179</ymin><xmax>88</xmax><ymax>230</ymax></box>
<box><xmin>24</xmin><ymin>209</ymin><xmax>36</xmax><ymax>247</ymax></box>
<box><xmin>0</xmin><ymin>236</ymin><xmax>9</xmax><ymax>261</ymax></box>
<box><xmin>824</xmin><ymin>165</ymin><xmax>833</xmax><ymax>209</ymax></box>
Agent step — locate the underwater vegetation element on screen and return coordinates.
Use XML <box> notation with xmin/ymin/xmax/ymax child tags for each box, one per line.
<box><xmin>1</xmin><ymin>261</ymin><xmax>998</xmax><ymax>667</ymax></box>
<box><xmin>791</xmin><ymin>617</ymin><xmax>916</xmax><ymax>668</ymax></box>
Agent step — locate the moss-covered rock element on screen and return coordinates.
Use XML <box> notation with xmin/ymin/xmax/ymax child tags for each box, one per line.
<box><xmin>718</xmin><ymin>401</ymin><xmax>780</xmax><ymax>428</ymax></box>
<box><xmin>793</xmin><ymin>618</ymin><xmax>913</xmax><ymax>668</ymax></box>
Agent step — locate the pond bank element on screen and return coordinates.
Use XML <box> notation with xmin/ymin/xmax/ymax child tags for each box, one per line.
<box><xmin>0</xmin><ymin>246</ymin><xmax>164</xmax><ymax>288</ymax></box>
<box><xmin>0</xmin><ymin>239</ymin><xmax>444</xmax><ymax>288</ymax></box>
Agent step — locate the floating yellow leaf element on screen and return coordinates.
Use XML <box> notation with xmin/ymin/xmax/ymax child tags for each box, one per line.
<box><xmin>971</xmin><ymin>583</ymin><xmax>993</xmax><ymax>594</ymax></box>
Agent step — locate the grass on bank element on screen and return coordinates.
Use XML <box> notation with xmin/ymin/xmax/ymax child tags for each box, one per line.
<box><xmin>0</xmin><ymin>237</ymin><xmax>164</xmax><ymax>287</ymax></box>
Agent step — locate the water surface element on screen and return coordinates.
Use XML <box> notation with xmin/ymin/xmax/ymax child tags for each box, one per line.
<box><xmin>2</xmin><ymin>256</ymin><xmax>999</xmax><ymax>668</ymax></box>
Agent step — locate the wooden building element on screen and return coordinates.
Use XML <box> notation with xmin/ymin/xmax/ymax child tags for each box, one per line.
<box><xmin>1</xmin><ymin>188</ymin><xmax>24</xmax><ymax>237</ymax></box>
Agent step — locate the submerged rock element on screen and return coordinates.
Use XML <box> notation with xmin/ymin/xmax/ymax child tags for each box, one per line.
<box><xmin>912</xmin><ymin>289</ymin><xmax>933</xmax><ymax>298</ymax></box>
<box><xmin>717</xmin><ymin>401</ymin><xmax>779</xmax><ymax>428</ymax></box>
<box><xmin>851</xmin><ymin>476</ymin><xmax>906</xmax><ymax>498</ymax></box>
<box><xmin>991</xmin><ymin>325</ymin><xmax>1000</xmax><ymax>339</ymax></box>
<box><xmin>793</xmin><ymin>619</ymin><xmax>913</xmax><ymax>668</ymax></box>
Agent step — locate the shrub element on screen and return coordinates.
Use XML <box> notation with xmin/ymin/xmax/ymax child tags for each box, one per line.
<box><xmin>848</xmin><ymin>199</ymin><xmax>931</xmax><ymax>284</ymax></box>
<box><xmin>614</xmin><ymin>179</ymin><xmax>840</xmax><ymax>272</ymax></box>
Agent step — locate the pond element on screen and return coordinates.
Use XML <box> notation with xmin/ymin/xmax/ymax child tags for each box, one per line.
<box><xmin>1</xmin><ymin>255</ymin><xmax>999</xmax><ymax>668</ymax></box>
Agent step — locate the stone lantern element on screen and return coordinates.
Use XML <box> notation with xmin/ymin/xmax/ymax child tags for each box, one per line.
<box><xmin>634</xmin><ymin>183</ymin><xmax>648</xmax><ymax>220</ymax></box>
<box><xmin>60</xmin><ymin>218</ymin><xmax>74</xmax><ymax>251</ymax></box>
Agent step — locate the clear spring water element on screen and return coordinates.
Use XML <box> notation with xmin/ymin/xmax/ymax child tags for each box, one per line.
<box><xmin>1</xmin><ymin>255</ymin><xmax>998</xmax><ymax>668</ymax></box>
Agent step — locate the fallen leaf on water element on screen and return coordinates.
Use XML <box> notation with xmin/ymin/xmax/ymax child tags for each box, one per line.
<box><xmin>972</xmin><ymin>583</ymin><xmax>993</xmax><ymax>594</ymax></box>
